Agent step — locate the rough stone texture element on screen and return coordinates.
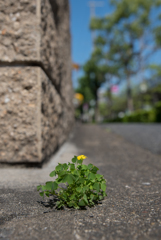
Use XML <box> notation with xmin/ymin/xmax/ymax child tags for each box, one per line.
<box><xmin>0</xmin><ymin>67</ymin><xmax>74</xmax><ymax>163</ymax></box>
<box><xmin>0</xmin><ymin>67</ymin><xmax>40</xmax><ymax>162</ymax></box>
<box><xmin>0</xmin><ymin>0</ymin><xmax>38</xmax><ymax>61</ymax></box>
<box><xmin>41</xmin><ymin>69</ymin><xmax>74</xmax><ymax>161</ymax></box>
<box><xmin>0</xmin><ymin>0</ymin><xmax>74</xmax><ymax>163</ymax></box>
<box><xmin>0</xmin><ymin>0</ymin><xmax>73</xmax><ymax>99</ymax></box>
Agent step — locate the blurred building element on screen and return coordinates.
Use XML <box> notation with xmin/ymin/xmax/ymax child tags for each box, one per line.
<box><xmin>0</xmin><ymin>0</ymin><xmax>74</xmax><ymax>163</ymax></box>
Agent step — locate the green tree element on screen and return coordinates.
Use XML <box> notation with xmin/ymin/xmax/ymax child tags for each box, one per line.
<box><xmin>91</xmin><ymin>0</ymin><xmax>161</xmax><ymax>112</ymax></box>
<box><xmin>90</xmin><ymin>47</ymin><xmax>122</xmax><ymax>119</ymax></box>
<box><xmin>76</xmin><ymin>58</ymin><xmax>106</xmax><ymax>121</ymax></box>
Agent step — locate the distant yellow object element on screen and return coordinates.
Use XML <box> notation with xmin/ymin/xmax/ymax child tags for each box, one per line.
<box><xmin>72</xmin><ymin>63</ymin><xmax>80</xmax><ymax>70</ymax></box>
<box><xmin>77</xmin><ymin>155</ymin><xmax>87</xmax><ymax>160</ymax></box>
<box><xmin>74</xmin><ymin>93</ymin><xmax>84</xmax><ymax>102</ymax></box>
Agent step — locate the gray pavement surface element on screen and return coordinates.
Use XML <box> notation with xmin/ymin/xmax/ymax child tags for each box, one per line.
<box><xmin>1</xmin><ymin>123</ymin><xmax>161</xmax><ymax>240</ymax></box>
<box><xmin>102</xmin><ymin>123</ymin><xmax>161</xmax><ymax>155</ymax></box>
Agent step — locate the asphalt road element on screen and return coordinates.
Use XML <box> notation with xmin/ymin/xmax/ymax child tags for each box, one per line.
<box><xmin>1</xmin><ymin>123</ymin><xmax>161</xmax><ymax>240</ymax></box>
<box><xmin>102</xmin><ymin>123</ymin><xmax>161</xmax><ymax>155</ymax></box>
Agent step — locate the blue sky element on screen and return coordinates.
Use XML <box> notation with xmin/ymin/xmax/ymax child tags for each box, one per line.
<box><xmin>69</xmin><ymin>0</ymin><xmax>113</xmax><ymax>88</ymax></box>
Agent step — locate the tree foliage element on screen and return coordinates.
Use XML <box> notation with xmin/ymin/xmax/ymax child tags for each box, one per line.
<box><xmin>90</xmin><ymin>0</ymin><xmax>161</xmax><ymax>111</ymax></box>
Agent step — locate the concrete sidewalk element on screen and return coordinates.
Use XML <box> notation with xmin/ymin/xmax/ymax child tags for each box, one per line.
<box><xmin>0</xmin><ymin>123</ymin><xmax>161</xmax><ymax>240</ymax></box>
<box><xmin>0</xmin><ymin>132</ymin><xmax>79</xmax><ymax>189</ymax></box>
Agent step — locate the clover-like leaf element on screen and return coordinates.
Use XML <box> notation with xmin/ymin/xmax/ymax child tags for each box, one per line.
<box><xmin>83</xmin><ymin>194</ymin><xmax>88</xmax><ymax>204</ymax></box>
<box><xmin>41</xmin><ymin>185</ymin><xmax>46</xmax><ymax>191</ymax></box>
<box><xmin>76</xmin><ymin>187</ymin><xmax>82</xmax><ymax>192</ymax></box>
<box><xmin>87</xmin><ymin>163</ymin><xmax>93</xmax><ymax>170</ymax></box>
<box><xmin>96</xmin><ymin>174</ymin><xmax>103</xmax><ymax>180</ymax></box>
<box><xmin>82</xmin><ymin>164</ymin><xmax>88</xmax><ymax>170</ymax></box>
<box><xmin>83</xmin><ymin>186</ymin><xmax>88</xmax><ymax>193</ymax></box>
<box><xmin>49</xmin><ymin>170</ymin><xmax>56</xmax><ymax>177</ymax></box>
<box><xmin>77</xmin><ymin>159</ymin><xmax>83</xmax><ymax>164</ymax></box>
<box><xmin>45</xmin><ymin>191</ymin><xmax>50</xmax><ymax>197</ymax></box>
<box><xmin>72</xmin><ymin>156</ymin><xmax>77</xmax><ymax>163</ymax></box>
<box><xmin>101</xmin><ymin>183</ymin><xmax>106</xmax><ymax>191</ymax></box>
<box><xmin>63</xmin><ymin>163</ymin><xmax>68</xmax><ymax>170</ymax></box>
<box><xmin>90</xmin><ymin>194</ymin><xmax>94</xmax><ymax>200</ymax></box>
<box><xmin>56</xmin><ymin>164</ymin><xmax>63</xmax><ymax>172</ymax></box>
<box><xmin>52</xmin><ymin>181</ymin><xmax>58</xmax><ymax>191</ymax></box>
<box><xmin>37</xmin><ymin>185</ymin><xmax>42</xmax><ymax>191</ymax></box>
<box><xmin>93</xmin><ymin>182</ymin><xmax>100</xmax><ymax>192</ymax></box>
<box><xmin>39</xmin><ymin>192</ymin><xmax>44</xmax><ymax>197</ymax></box>
<box><xmin>62</xmin><ymin>174</ymin><xmax>75</xmax><ymax>185</ymax></box>
<box><xmin>58</xmin><ymin>170</ymin><xmax>67</xmax><ymax>177</ymax></box>
<box><xmin>70</xmin><ymin>164</ymin><xmax>75</xmax><ymax>171</ymax></box>
<box><xmin>45</xmin><ymin>181</ymin><xmax>53</xmax><ymax>190</ymax></box>
<box><xmin>91</xmin><ymin>166</ymin><xmax>99</xmax><ymax>174</ymax></box>
<box><xmin>78</xmin><ymin>177</ymin><xmax>85</xmax><ymax>184</ymax></box>
<box><xmin>78</xmin><ymin>199</ymin><xmax>86</xmax><ymax>206</ymax></box>
<box><xmin>88</xmin><ymin>172</ymin><xmax>96</xmax><ymax>180</ymax></box>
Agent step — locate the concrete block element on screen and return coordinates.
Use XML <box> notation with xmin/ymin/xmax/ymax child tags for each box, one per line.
<box><xmin>0</xmin><ymin>66</ymin><xmax>74</xmax><ymax>163</ymax></box>
<box><xmin>0</xmin><ymin>0</ymin><xmax>72</xmax><ymax>97</ymax></box>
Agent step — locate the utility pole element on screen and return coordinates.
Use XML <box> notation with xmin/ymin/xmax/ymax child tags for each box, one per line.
<box><xmin>88</xmin><ymin>1</ymin><xmax>104</xmax><ymax>50</ymax></box>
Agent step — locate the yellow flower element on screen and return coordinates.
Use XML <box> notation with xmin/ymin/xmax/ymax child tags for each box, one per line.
<box><xmin>77</xmin><ymin>155</ymin><xmax>87</xmax><ymax>160</ymax></box>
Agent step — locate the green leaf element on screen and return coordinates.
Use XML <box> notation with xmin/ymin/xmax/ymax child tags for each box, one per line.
<box><xmin>93</xmin><ymin>182</ymin><xmax>100</xmax><ymax>192</ymax></box>
<box><xmin>76</xmin><ymin>187</ymin><xmax>82</xmax><ymax>192</ymax></box>
<box><xmin>83</xmin><ymin>194</ymin><xmax>88</xmax><ymax>204</ymax></box>
<box><xmin>70</xmin><ymin>164</ymin><xmax>75</xmax><ymax>171</ymax></box>
<box><xmin>68</xmin><ymin>201</ymin><xmax>74</xmax><ymax>207</ymax></box>
<box><xmin>77</xmin><ymin>159</ymin><xmax>83</xmax><ymax>164</ymax></box>
<box><xmin>87</xmin><ymin>164</ymin><xmax>93</xmax><ymax>170</ymax></box>
<box><xmin>45</xmin><ymin>191</ymin><xmax>50</xmax><ymax>197</ymax></box>
<box><xmin>78</xmin><ymin>177</ymin><xmax>85</xmax><ymax>184</ymax></box>
<box><xmin>77</xmin><ymin>165</ymin><xmax>81</xmax><ymax>170</ymax></box>
<box><xmin>91</xmin><ymin>166</ymin><xmax>99</xmax><ymax>174</ymax></box>
<box><xmin>70</xmin><ymin>194</ymin><xmax>76</xmax><ymax>201</ymax></box>
<box><xmin>45</xmin><ymin>181</ymin><xmax>53</xmax><ymax>190</ymax></box>
<box><xmin>101</xmin><ymin>183</ymin><xmax>106</xmax><ymax>191</ymax></box>
<box><xmin>52</xmin><ymin>182</ymin><xmax>58</xmax><ymax>191</ymax></box>
<box><xmin>72</xmin><ymin>156</ymin><xmax>77</xmax><ymax>163</ymax></box>
<box><xmin>73</xmin><ymin>170</ymin><xmax>80</xmax><ymax>176</ymax></box>
<box><xmin>41</xmin><ymin>185</ymin><xmax>46</xmax><ymax>191</ymax></box>
<box><xmin>96</xmin><ymin>174</ymin><xmax>103</xmax><ymax>180</ymax></box>
<box><xmin>78</xmin><ymin>199</ymin><xmax>86</xmax><ymax>206</ymax></box>
<box><xmin>99</xmin><ymin>195</ymin><xmax>103</xmax><ymax>200</ymax></box>
<box><xmin>56</xmin><ymin>177</ymin><xmax>63</xmax><ymax>183</ymax></box>
<box><xmin>73</xmin><ymin>175</ymin><xmax>79</xmax><ymax>182</ymax></box>
<box><xmin>62</xmin><ymin>174</ymin><xmax>74</xmax><ymax>185</ymax></box>
<box><xmin>83</xmin><ymin>186</ymin><xmax>88</xmax><ymax>192</ymax></box>
<box><xmin>93</xmin><ymin>195</ymin><xmax>98</xmax><ymax>201</ymax></box>
<box><xmin>49</xmin><ymin>170</ymin><xmax>56</xmax><ymax>177</ymax></box>
<box><xmin>58</xmin><ymin>170</ymin><xmax>66</xmax><ymax>177</ymax></box>
<box><xmin>103</xmin><ymin>192</ymin><xmax>107</xmax><ymax>197</ymax></box>
<box><xmin>39</xmin><ymin>192</ymin><xmax>44</xmax><ymax>197</ymax></box>
<box><xmin>81</xmin><ymin>164</ymin><xmax>88</xmax><ymax>170</ymax></box>
<box><xmin>90</xmin><ymin>194</ymin><xmax>94</xmax><ymax>200</ymax></box>
<box><xmin>63</xmin><ymin>163</ymin><xmax>68</xmax><ymax>170</ymax></box>
<box><xmin>56</xmin><ymin>164</ymin><xmax>63</xmax><ymax>172</ymax></box>
<box><xmin>88</xmin><ymin>173</ymin><xmax>96</xmax><ymax>180</ymax></box>
<box><xmin>61</xmin><ymin>192</ymin><xmax>67</xmax><ymax>200</ymax></box>
<box><xmin>56</xmin><ymin>201</ymin><xmax>64</xmax><ymax>209</ymax></box>
<box><xmin>37</xmin><ymin>185</ymin><xmax>41</xmax><ymax>191</ymax></box>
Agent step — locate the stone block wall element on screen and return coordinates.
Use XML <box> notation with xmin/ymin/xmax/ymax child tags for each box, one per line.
<box><xmin>0</xmin><ymin>0</ymin><xmax>74</xmax><ymax>163</ymax></box>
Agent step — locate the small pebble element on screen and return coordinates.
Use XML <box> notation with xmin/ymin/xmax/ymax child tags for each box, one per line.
<box><xmin>142</xmin><ymin>182</ymin><xmax>151</xmax><ymax>186</ymax></box>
